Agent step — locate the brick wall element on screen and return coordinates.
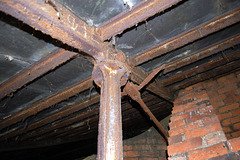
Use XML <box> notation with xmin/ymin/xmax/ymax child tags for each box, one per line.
<box><xmin>123</xmin><ymin>127</ymin><xmax>167</xmax><ymax>159</ymax></box>
<box><xmin>168</xmin><ymin>72</ymin><xmax>240</xmax><ymax>160</ymax></box>
<box><xmin>204</xmin><ymin>72</ymin><xmax>240</xmax><ymax>139</ymax></box>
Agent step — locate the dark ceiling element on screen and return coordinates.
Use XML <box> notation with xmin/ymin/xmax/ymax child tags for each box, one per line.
<box><xmin>0</xmin><ymin>0</ymin><xmax>240</xmax><ymax>159</ymax></box>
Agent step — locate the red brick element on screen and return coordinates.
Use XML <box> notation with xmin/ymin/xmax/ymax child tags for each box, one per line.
<box><xmin>225</xmin><ymin>73</ymin><xmax>236</xmax><ymax>80</ymax></box>
<box><xmin>207</xmin><ymin>91</ymin><xmax>219</xmax><ymax>98</ymax></box>
<box><xmin>205</xmin><ymin>131</ymin><xmax>227</xmax><ymax>146</ymax></box>
<box><xmin>211</xmin><ymin>94</ymin><xmax>226</xmax><ymax>103</ymax></box>
<box><xmin>168</xmin><ymin>134</ymin><xmax>184</xmax><ymax>145</ymax></box>
<box><xmin>169</xmin><ymin>121</ymin><xmax>201</xmax><ymax>137</ymax></box>
<box><xmin>211</xmin><ymin>101</ymin><xmax>224</xmax><ymax>109</ymax></box>
<box><xmin>188</xmin><ymin>143</ymin><xmax>228</xmax><ymax>160</ymax></box>
<box><xmin>154</xmin><ymin>145</ymin><xmax>167</xmax><ymax>150</ymax></box>
<box><xmin>185</xmin><ymin>123</ymin><xmax>222</xmax><ymax>140</ymax></box>
<box><xmin>205</xmin><ymin>80</ymin><xmax>218</xmax><ymax>88</ymax></box>
<box><xmin>227</xmin><ymin>137</ymin><xmax>240</xmax><ymax>152</ymax></box>
<box><xmin>234</xmin><ymin>95</ymin><xmax>240</xmax><ymax>101</ymax></box>
<box><xmin>134</xmin><ymin>144</ymin><xmax>151</xmax><ymax>150</ymax></box>
<box><xmin>233</xmin><ymin>122</ymin><xmax>240</xmax><ymax>130</ymax></box>
<box><xmin>135</xmin><ymin>139</ymin><xmax>146</xmax><ymax>144</ymax></box>
<box><xmin>184</xmin><ymin>105</ymin><xmax>198</xmax><ymax>113</ymax></box>
<box><xmin>231</xmin><ymin>130</ymin><xmax>240</xmax><ymax>138</ymax></box>
<box><xmin>170</xmin><ymin>113</ymin><xmax>188</xmax><ymax>122</ymax></box>
<box><xmin>123</xmin><ymin>145</ymin><xmax>133</xmax><ymax>151</ymax></box>
<box><xmin>222</xmin><ymin>126</ymin><xmax>232</xmax><ymax>133</ymax></box>
<box><xmin>172</xmin><ymin>119</ymin><xmax>185</xmax><ymax>128</ymax></box>
<box><xmin>225</xmin><ymin>92</ymin><xmax>236</xmax><ymax>98</ymax></box>
<box><xmin>172</xmin><ymin>105</ymin><xmax>185</xmax><ymax>114</ymax></box>
<box><xmin>192</xmin><ymin>82</ymin><xmax>204</xmax><ymax>89</ymax></box>
<box><xmin>185</xmin><ymin>86</ymin><xmax>193</xmax><ymax>91</ymax></box>
<box><xmin>218</xmin><ymin>86</ymin><xmax>236</xmax><ymax>95</ymax></box>
<box><xmin>185</xmin><ymin>110</ymin><xmax>214</xmax><ymax>124</ymax></box>
<box><xmin>199</xmin><ymin>105</ymin><xmax>214</xmax><ymax>113</ymax></box>
<box><xmin>224</xmin><ymin>97</ymin><xmax>235</xmax><ymax>105</ymax></box>
<box><xmin>219</xmin><ymin>103</ymin><xmax>239</xmax><ymax>113</ymax></box>
<box><xmin>224</xmin><ymin>79</ymin><xmax>233</xmax><ymax>86</ymax></box>
<box><xmin>196</xmin><ymin>93</ymin><xmax>209</xmax><ymax>101</ymax></box>
<box><xmin>169</xmin><ymin>154</ymin><xmax>187</xmax><ymax>160</ymax></box>
<box><xmin>226</xmin><ymin>133</ymin><xmax>232</xmax><ymax>139</ymax></box>
<box><xmin>201</xmin><ymin>115</ymin><xmax>220</xmax><ymax>126</ymax></box>
<box><xmin>218</xmin><ymin>112</ymin><xmax>232</xmax><ymax>120</ymax></box>
<box><xmin>140</xmin><ymin>150</ymin><xmax>157</xmax><ymax>157</ymax></box>
<box><xmin>124</xmin><ymin>151</ymin><xmax>140</xmax><ymax>157</ymax></box>
<box><xmin>231</xmin><ymin>115</ymin><xmax>240</xmax><ymax>124</ymax></box>
<box><xmin>217</xmin><ymin>76</ymin><xmax>228</xmax><ymax>83</ymax></box>
<box><xmin>232</xmin><ymin>108</ymin><xmax>240</xmax><ymax>116</ymax></box>
<box><xmin>142</xmin><ymin>158</ymin><xmax>158</xmax><ymax>160</ymax></box>
<box><xmin>222</xmin><ymin>118</ymin><xmax>231</xmax><ymax>126</ymax></box>
<box><xmin>168</xmin><ymin>137</ymin><xmax>202</xmax><ymax>156</ymax></box>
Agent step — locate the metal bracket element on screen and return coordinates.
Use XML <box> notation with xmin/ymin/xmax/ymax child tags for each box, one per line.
<box><xmin>123</xmin><ymin>64</ymin><xmax>169</xmax><ymax>139</ymax></box>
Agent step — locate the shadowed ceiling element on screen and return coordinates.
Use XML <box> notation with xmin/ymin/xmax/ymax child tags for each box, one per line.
<box><xmin>0</xmin><ymin>0</ymin><xmax>240</xmax><ymax>159</ymax></box>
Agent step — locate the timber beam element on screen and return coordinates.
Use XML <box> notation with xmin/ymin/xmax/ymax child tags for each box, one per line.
<box><xmin>134</xmin><ymin>7</ymin><xmax>240</xmax><ymax>66</ymax></box>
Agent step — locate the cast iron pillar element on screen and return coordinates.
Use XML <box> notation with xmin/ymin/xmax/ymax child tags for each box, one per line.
<box><xmin>92</xmin><ymin>53</ymin><xmax>130</xmax><ymax>160</ymax></box>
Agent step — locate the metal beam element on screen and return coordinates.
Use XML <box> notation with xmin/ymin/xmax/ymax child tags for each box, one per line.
<box><xmin>171</xmin><ymin>59</ymin><xmax>240</xmax><ymax>91</ymax></box>
<box><xmin>0</xmin><ymin>49</ymin><xmax>77</xmax><ymax>100</ymax></box>
<box><xmin>97</xmin><ymin>0</ymin><xmax>183</xmax><ymax>41</ymax></box>
<box><xmin>161</xmin><ymin>50</ymin><xmax>240</xmax><ymax>87</ymax></box>
<box><xmin>164</xmin><ymin>34</ymin><xmax>240</xmax><ymax>73</ymax></box>
<box><xmin>134</xmin><ymin>7</ymin><xmax>240</xmax><ymax>66</ymax></box>
<box><xmin>0</xmin><ymin>95</ymin><xmax>100</xmax><ymax>141</ymax></box>
<box><xmin>124</xmin><ymin>82</ymin><xmax>169</xmax><ymax>139</ymax></box>
<box><xmin>0</xmin><ymin>77</ymin><xmax>93</xmax><ymax>131</ymax></box>
<box><xmin>131</xmin><ymin>66</ymin><xmax>173</xmax><ymax>102</ymax></box>
<box><xmin>0</xmin><ymin>0</ymin><xmax>103</xmax><ymax>58</ymax></box>
<box><xmin>22</xmin><ymin>94</ymin><xmax>158</xmax><ymax>142</ymax></box>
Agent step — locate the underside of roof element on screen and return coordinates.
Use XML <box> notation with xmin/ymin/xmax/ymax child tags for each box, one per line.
<box><xmin>0</xmin><ymin>0</ymin><xmax>240</xmax><ymax>159</ymax></box>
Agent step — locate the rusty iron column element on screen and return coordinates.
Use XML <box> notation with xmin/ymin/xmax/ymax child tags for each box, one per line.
<box><xmin>92</xmin><ymin>52</ymin><xmax>130</xmax><ymax>160</ymax></box>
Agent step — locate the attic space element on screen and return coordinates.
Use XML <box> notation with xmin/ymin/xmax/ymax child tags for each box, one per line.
<box><xmin>0</xmin><ymin>0</ymin><xmax>240</xmax><ymax>160</ymax></box>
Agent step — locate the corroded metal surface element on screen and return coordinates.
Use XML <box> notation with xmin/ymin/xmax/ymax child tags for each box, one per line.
<box><xmin>162</xmin><ymin>50</ymin><xmax>240</xmax><ymax>87</ymax></box>
<box><xmin>131</xmin><ymin>66</ymin><xmax>173</xmax><ymax>102</ymax></box>
<box><xmin>138</xmin><ymin>64</ymin><xmax>166</xmax><ymax>90</ymax></box>
<box><xmin>164</xmin><ymin>34</ymin><xmax>240</xmax><ymax>73</ymax></box>
<box><xmin>0</xmin><ymin>0</ymin><xmax>103</xmax><ymax>58</ymax></box>
<box><xmin>92</xmin><ymin>60</ymin><xmax>129</xmax><ymax>160</ymax></box>
<box><xmin>124</xmin><ymin>82</ymin><xmax>169</xmax><ymax>139</ymax></box>
<box><xmin>0</xmin><ymin>77</ymin><xmax>93</xmax><ymax>131</ymax></box>
<box><xmin>0</xmin><ymin>49</ymin><xmax>77</xmax><ymax>100</ymax></box>
<box><xmin>124</xmin><ymin>65</ymin><xmax>169</xmax><ymax>139</ymax></box>
<box><xmin>134</xmin><ymin>7</ymin><xmax>240</xmax><ymax>65</ymax></box>
<box><xmin>0</xmin><ymin>95</ymin><xmax>100</xmax><ymax>141</ymax></box>
<box><xmin>97</xmin><ymin>0</ymin><xmax>183</xmax><ymax>41</ymax></box>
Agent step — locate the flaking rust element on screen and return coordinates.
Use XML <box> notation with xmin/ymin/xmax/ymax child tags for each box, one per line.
<box><xmin>92</xmin><ymin>54</ymin><xmax>130</xmax><ymax>159</ymax></box>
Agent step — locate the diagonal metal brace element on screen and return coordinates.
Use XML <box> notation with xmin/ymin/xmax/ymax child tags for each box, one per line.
<box><xmin>124</xmin><ymin>64</ymin><xmax>169</xmax><ymax>139</ymax></box>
